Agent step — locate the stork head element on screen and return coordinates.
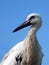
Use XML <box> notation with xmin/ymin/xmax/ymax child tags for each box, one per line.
<box><xmin>13</xmin><ymin>13</ymin><xmax>42</xmax><ymax>33</ymax></box>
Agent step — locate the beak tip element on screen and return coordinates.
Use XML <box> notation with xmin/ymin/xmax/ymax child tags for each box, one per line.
<box><xmin>13</xmin><ymin>30</ymin><xmax>15</xmax><ymax>33</ymax></box>
<box><xmin>13</xmin><ymin>28</ymin><xmax>18</xmax><ymax>33</ymax></box>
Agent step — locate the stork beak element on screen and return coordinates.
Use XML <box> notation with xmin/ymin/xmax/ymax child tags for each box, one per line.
<box><xmin>13</xmin><ymin>20</ymin><xmax>31</xmax><ymax>32</ymax></box>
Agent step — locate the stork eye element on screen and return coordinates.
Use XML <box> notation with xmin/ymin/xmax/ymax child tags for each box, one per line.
<box><xmin>15</xmin><ymin>54</ymin><xmax>22</xmax><ymax>64</ymax></box>
<box><xmin>29</xmin><ymin>16</ymin><xmax>35</xmax><ymax>20</ymax></box>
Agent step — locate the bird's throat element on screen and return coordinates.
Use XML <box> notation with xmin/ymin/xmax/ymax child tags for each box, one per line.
<box><xmin>27</xmin><ymin>27</ymin><xmax>37</xmax><ymax>37</ymax></box>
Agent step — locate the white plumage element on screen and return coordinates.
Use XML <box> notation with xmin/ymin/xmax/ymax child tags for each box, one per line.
<box><xmin>1</xmin><ymin>13</ymin><xmax>43</xmax><ymax>65</ymax></box>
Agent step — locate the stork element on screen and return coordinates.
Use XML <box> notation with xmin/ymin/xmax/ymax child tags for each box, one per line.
<box><xmin>1</xmin><ymin>13</ymin><xmax>43</xmax><ymax>65</ymax></box>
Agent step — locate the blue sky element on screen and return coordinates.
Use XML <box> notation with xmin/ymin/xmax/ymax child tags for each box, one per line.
<box><xmin>0</xmin><ymin>0</ymin><xmax>49</xmax><ymax>65</ymax></box>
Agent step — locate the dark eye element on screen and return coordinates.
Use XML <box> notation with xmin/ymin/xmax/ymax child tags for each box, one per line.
<box><xmin>29</xmin><ymin>16</ymin><xmax>35</xmax><ymax>20</ymax></box>
<box><xmin>15</xmin><ymin>54</ymin><xmax>22</xmax><ymax>64</ymax></box>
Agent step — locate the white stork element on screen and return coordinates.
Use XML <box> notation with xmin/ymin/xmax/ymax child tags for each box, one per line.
<box><xmin>1</xmin><ymin>13</ymin><xmax>43</xmax><ymax>65</ymax></box>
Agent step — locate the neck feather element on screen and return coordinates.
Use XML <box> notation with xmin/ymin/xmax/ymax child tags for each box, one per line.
<box><xmin>27</xmin><ymin>26</ymin><xmax>37</xmax><ymax>37</ymax></box>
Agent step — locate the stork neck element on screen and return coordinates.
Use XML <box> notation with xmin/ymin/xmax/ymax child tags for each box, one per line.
<box><xmin>27</xmin><ymin>26</ymin><xmax>37</xmax><ymax>37</ymax></box>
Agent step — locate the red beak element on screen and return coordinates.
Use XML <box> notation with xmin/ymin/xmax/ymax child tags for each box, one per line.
<box><xmin>13</xmin><ymin>20</ymin><xmax>31</xmax><ymax>32</ymax></box>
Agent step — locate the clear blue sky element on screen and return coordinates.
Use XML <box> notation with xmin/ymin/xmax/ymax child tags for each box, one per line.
<box><xmin>0</xmin><ymin>0</ymin><xmax>49</xmax><ymax>65</ymax></box>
